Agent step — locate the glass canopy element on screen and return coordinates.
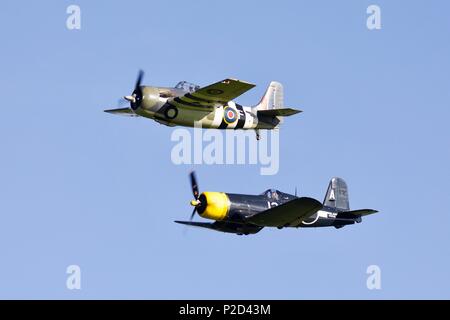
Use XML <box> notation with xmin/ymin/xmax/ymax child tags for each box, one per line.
<box><xmin>174</xmin><ymin>81</ymin><xmax>200</xmax><ymax>93</ymax></box>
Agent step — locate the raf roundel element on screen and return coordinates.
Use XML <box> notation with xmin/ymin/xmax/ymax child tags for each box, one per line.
<box><xmin>164</xmin><ymin>106</ymin><xmax>178</xmax><ymax>119</ymax></box>
<box><xmin>223</xmin><ymin>107</ymin><xmax>238</xmax><ymax>124</ymax></box>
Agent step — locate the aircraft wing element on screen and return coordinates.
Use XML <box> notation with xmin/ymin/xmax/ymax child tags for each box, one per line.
<box><xmin>246</xmin><ymin>197</ymin><xmax>323</xmax><ymax>227</ymax></box>
<box><xmin>169</xmin><ymin>78</ymin><xmax>255</xmax><ymax>110</ymax></box>
<box><xmin>174</xmin><ymin>220</ymin><xmax>263</xmax><ymax>235</ymax></box>
<box><xmin>104</xmin><ymin>107</ymin><xmax>138</xmax><ymax>117</ymax></box>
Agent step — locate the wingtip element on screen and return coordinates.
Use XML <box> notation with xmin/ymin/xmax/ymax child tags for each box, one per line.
<box><xmin>225</xmin><ymin>78</ymin><xmax>256</xmax><ymax>87</ymax></box>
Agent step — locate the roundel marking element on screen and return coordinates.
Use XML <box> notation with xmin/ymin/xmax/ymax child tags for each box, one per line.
<box><xmin>206</xmin><ymin>89</ymin><xmax>224</xmax><ymax>95</ymax></box>
<box><xmin>164</xmin><ymin>106</ymin><xmax>178</xmax><ymax>119</ymax></box>
<box><xmin>223</xmin><ymin>107</ymin><xmax>238</xmax><ymax>124</ymax></box>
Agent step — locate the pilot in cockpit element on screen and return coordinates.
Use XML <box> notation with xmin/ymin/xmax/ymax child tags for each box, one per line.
<box><xmin>265</xmin><ymin>189</ymin><xmax>279</xmax><ymax>201</ymax></box>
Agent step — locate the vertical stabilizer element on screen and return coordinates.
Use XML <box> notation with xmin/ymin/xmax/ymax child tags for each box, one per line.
<box><xmin>255</xmin><ymin>81</ymin><xmax>284</xmax><ymax>111</ymax></box>
<box><xmin>323</xmin><ymin>177</ymin><xmax>350</xmax><ymax>211</ymax></box>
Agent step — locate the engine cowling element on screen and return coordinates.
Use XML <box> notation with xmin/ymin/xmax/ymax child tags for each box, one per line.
<box><xmin>197</xmin><ymin>192</ymin><xmax>230</xmax><ymax>221</ymax></box>
<box><xmin>132</xmin><ymin>86</ymin><xmax>160</xmax><ymax>113</ymax></box>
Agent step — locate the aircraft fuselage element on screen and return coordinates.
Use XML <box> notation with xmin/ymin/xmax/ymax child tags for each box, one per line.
<box><xmin>194</xmin><ymin>190</ymin><xmax>360</xmax><ymax>231</ymax></box>
<box><xmin>134</xmin><ymin>86</ymin><xmax>277</xmax><ymax>130</ymax></box>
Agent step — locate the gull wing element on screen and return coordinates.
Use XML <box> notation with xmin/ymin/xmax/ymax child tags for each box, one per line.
<box><xmin>246</xmin><ymin>197</ymin><xmax>323</xmax><ymax>227</ymax></box>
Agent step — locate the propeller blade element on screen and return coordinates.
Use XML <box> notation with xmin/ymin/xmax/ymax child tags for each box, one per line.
<box><xmin>118</xmin><ymin>97</ymin><xmax>130</xmax><ymax>107</ymax></box>
<box><xmin>135</xmin><ymin>70</ymin><xmax>144</xmax><ymax>91</ymax></box>
<box><xmin>129</xmin><ymin>70</ymin><xmax>144</xmax><ymax>111</ymax></box>
<box><xmin>190</xmin><ymin>171</ymin><xmax>199</xmax><ymax>200</ymax></box>
<box><xmin>190</xmin><ymin>207</ymin><xmax>196</xmax><ymax>221</ymax></box>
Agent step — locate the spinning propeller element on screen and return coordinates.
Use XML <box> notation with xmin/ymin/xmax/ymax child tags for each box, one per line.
<box><xmin>123</xmin><ymin>70</ymin><xmax>144</xmax><ymax>110</ymax></box>
<box><xmin>189</xmin><ymin>171</ymin><xmax>201</xmax><ymax>221</ymax></box>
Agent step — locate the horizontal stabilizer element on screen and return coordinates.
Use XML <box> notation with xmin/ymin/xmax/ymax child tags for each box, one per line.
<box><xmin>345</xmin><ymin>209</ymin><xmax>378</xmax><ymax>217</ymax></box>
<box><xmin>104</xmin><ymin>108</ymin><xmax>138</xmax><ymax>117</ymax></box>
<box><xmin>257</xmin><ymin>108</ymin><xmax>302</xmax><ymax>117</ymax></box>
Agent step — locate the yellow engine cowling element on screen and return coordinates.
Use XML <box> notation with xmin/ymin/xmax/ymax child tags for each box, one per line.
<box><xmin>197</xmin><ymin>192</ymin><xmax>230</xmax><ymax>221</ymax></box>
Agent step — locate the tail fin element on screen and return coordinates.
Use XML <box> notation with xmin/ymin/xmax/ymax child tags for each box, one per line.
<box><xmin>255</xmin><ymin>81</ymin><xmax>285</xmax><ymax>111</ymax></box>
<box><xmin>323</xmin><ymin>177</ymin><xmax>350</xmax><ymax>211</ymax></box>
<box><xmin>254</xmin><ymin>82</ymin><xmax>302</xmax><ymax>127</ymax></box>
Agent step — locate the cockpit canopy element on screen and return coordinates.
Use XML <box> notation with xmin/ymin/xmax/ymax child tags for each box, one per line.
<box><xmin>260</xmin><ymin>189</ymin><xmax>294</xmax><ymax>201</ymax></box>
<box><xmin>261</xmin><ymin>189</ymin><xmax>281</xmax><ymax>199</ymax></box>
<box><xmin>175</xmin><ymin>81</ymin><xmax>200</xmax><ymax>93</ymax></box>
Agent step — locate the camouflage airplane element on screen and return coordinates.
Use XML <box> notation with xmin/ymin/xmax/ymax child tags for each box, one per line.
<box><xmin>104</xmin><ymin>71</ymin><xmax>301</xmax><ymax>139</ymax></box>
<box><xmin>176</xmin><ymin>172</ymin><xmax>378</xmax><ymax>235</ymax></box>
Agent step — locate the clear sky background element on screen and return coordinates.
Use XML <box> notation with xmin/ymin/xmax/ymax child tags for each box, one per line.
<box><xmin>1</xmin><ymin>0</ymin><xmax>449</xmax><ymax>299</ymax></box>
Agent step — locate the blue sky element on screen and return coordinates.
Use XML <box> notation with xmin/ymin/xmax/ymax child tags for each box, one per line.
<box><xmin>0</xmin><ymin>0</ymin><xmax>449</xmax><ymax>299</ymax></box>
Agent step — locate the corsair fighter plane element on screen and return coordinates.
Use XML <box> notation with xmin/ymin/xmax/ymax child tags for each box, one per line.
<box><xmin>176</xmin><ymin>172</ymin><xmax>378</xmax><ymax>235</ymax></box>
<box><xmin>104</xmin><ymin>71</ymin><xmax>301</xmax><ymax>139</ymax></box>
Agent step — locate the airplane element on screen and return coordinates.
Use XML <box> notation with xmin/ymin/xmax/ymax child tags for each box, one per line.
<box><xmin>175</xmin><ymin>172</ymin><xmax>378</xmax><ymax>235</ymax></box>
<box><xmin>104</xmin><ymin>71</ymin><xmax>301</xmax><ymax>140</ymax></box>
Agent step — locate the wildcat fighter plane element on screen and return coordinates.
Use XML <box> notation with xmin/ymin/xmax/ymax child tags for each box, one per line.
<box><xmin>104</xmin><ymin>71</ymin><xmax>301</xmax><ymax>139</ymax></box>
<box><xmin>176</xmin><ymin>172</ymin><xmax>378</xmax><ymax>235</ymax></box>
